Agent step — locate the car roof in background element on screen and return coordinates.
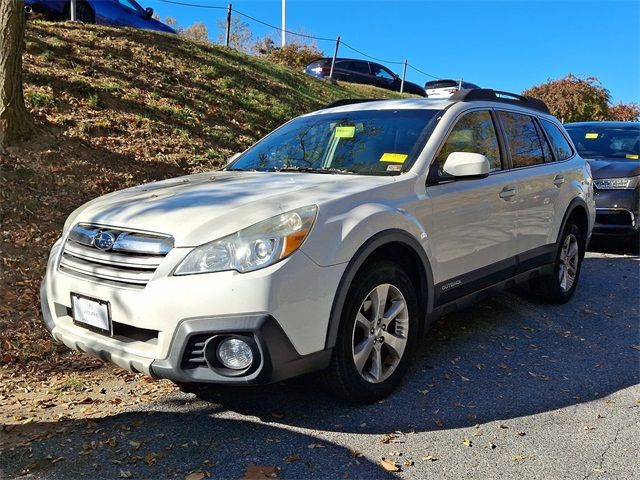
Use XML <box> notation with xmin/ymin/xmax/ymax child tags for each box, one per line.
<box><xmin>565</xmin><ymin>121</ymin><xmax>640</xmax><ymax>128</ymax></box>
<box><xmin>425</xmin><ymin>79</ymin><xmax>479</xmax><ymax>88</ymax></box>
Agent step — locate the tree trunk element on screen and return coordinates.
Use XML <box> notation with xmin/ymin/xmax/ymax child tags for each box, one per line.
<box><xmin>0</xmin><ymin>0</ymin><xmax>33</xmax><ymax>149</ymax></box>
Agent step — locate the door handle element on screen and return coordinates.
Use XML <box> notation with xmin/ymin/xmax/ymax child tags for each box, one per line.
<box><xmin>553</xmin><ymin>175</ymin><xmax>565</xmax><ymax>187</ymax></box>
<box><xmin>499</xmin><ymin>187</ymin><xmax>517</xmax><ymax>200</ymax></box>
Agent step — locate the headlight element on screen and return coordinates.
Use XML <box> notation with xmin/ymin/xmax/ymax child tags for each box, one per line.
<box><xmin>174</xmin><ymin>205</ymin><xmax>317</xmax><ymax>275</ymax></box>
<box><xmin>593</xmin><ymin>176</ymin><xmax>639</xmax><ymax>190</ymax></box>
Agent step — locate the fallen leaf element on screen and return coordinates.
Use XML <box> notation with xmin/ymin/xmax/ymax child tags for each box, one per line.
<box><xmin>403</xmin><ymin>459</ymin><xmax>414</xmax><ymax>466</ymax></box>
<box><xmin>283</xmin><ymin>455</ymin><xmax>299</xmax><ymax>463</ymax></box>
<box><xmin>50</xmin><ymin>457</ymin><xmax>64</xmax><ymax>464</ymax></box>
<box><xmin>144</xmin><ymin>452</ymin><xmax>160</xmax><ymax>466</ymax></box>
<box><xmin>379</xmin><ymin>458</ymin><xmax>400</xmax><ymax>472</ymax></box>
<box><xmin>307</xmin><ymin>443</ymin><xmax>325</xmax><ymax>449</ymax></box>
<box><xmin>129</xmin><ymin>440</ymin><xmax>141</xmax><ymax>450</ymax></box>
<box><xmin>243</xmin><ymin>463</ymin><xmax>279</xmax><ymax>479</ymax></box>
<box><xmin>463</xmin><ymin>437</ymin><xmax>472</xmax><ymax>447</ymax></box>
<box><xmin>422</xmin><ymin>455</ymin><xmax>438</xmax><ymax>462</ymax></box>
<box><xmin>119</xmin><ymin>470</ymin><xmax>133</xmax><ymax>479</ymax></box>
<box><xmin>185</xmin><ymin>471</ymin><xmax>209</xmax><ymax>480</ymax></box>
<box><xmin>512</xmin><ymin>455</ymin><xmax>525</xmax><ymax>461</ymax></box>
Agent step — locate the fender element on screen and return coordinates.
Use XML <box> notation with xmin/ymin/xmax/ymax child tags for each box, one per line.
<box><xmin>324</xmin><ymin>229</ymin><xmax>435</xmax><ymax>350</ymax></box>
<box><xmin>556</xmin><ymin>197</ymin><xmax>591</xmax><ymax>244</ymax></box>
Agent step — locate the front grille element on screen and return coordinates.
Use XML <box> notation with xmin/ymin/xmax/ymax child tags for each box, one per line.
<box><xmin>181</xmin><ymin>334</ymin><xmax>210</xmax><ymax>369</ymax></box>
<box><xmin>59</xmin><ymin>224</ymin><xmax>174</xmax><ymax>287</ymax></box>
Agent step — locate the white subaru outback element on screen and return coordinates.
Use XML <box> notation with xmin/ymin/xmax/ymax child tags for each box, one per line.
<box><xmin>41</xmin><ymin>89</ymin><xmax>595</xmax><ymax>402</ymax></box>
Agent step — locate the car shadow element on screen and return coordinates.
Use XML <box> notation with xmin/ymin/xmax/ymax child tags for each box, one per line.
<box><xmin>1</xmin><ymin>410</ymin><xmax>395</xmax><ymax>479</ymax></box>
<box><xmin>173</xmin><ymin>254</ymin><xmax>639</xmax><ymax>435</ymax></box>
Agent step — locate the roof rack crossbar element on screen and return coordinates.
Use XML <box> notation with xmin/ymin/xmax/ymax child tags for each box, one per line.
<box><xmin>449</xmin><ymin>89</ymin><xmax>550</xmax><ymax>114</ymax></box>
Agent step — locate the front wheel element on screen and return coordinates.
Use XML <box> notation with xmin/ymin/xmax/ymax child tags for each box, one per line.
<box><xmin>325</xmin><ymin>261</ymin><xmax>419</xmax><ymax>403</ymax></box>
<box><xmin>531</xmin><ymin>221</ymin><xmax>585</xmax><ymax>303</ymax></box>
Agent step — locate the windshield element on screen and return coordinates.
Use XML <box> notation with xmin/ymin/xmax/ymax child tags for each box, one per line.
<box><xmin>227</xmin><ymin>109</ymin><xmax>440</xmax><ymax>175</ymax></box>
<box><xmin>565</xmin><ymin>125</ymin><xmax>640</xmax><ymax>160</ymax></box>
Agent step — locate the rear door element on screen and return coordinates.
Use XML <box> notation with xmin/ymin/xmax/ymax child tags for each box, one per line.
<box><xmin>334</xmin><ymin>61</ymin><xmax>372</xmax><ymax>85</ymax></box>
<box><xmin>422</xmin><ymin>109</ymin><xmax>519</xmax><ymax>306</ymax></box>
<box><xmin>495</xmin><ymin>110</ymin><xmax>564</xmax><ymax>263</ymax></box>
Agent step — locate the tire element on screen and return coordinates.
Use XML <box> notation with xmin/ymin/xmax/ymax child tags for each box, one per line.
<box><xmin>530</xmin><ymin>220</ymin><xmax>586</xmax><ymax>304</ymax></box>
<box><xmin>325</xmin><ymin>261</ymin><xmax>419</xmax><ymax>403</ymax></box>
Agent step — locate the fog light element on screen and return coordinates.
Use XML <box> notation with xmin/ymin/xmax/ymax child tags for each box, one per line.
<box><xmin>216</xmin><ymin>338</ymin><xmax>253</xmax><ymax>370</ymax></box>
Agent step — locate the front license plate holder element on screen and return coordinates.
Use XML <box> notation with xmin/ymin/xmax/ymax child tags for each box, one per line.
<box><xmin>71</xmin><ymin>293</ymin><xmax>113</xmax><ymax>336</ymax></box>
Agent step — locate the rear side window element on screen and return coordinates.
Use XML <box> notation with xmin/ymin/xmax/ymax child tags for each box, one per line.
<box><xmin>434</xmin><ymin>110</ymin><xmax>502</xmax><ymax>173</ymax></box>
<box><xmin>498</xmin><ymin>111</ymin><xmax>546</xmax><ymax>168</ymax></box>
<box><xmin>541</xmin><ymin>119</ymin><xmax>574</xmax><ymax>161</ymax></box>
<box><xmin>340</xmin><ymin>61</ymin><xmax>370</xmax><ymax>74</ymax></box>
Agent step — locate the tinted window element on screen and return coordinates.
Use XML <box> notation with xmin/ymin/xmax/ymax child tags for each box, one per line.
<box><xmin>535</xmin><ymin>121</ymin><xmax>553</xmax><ymax>162</ymax></box>
<box><xmin>371</xmin><ymin>64</ymin><xmax>395</xmax><ymax>80</ymax></box>
<box><xmin>425</xmin><ymin>80</ymin><xmax>458</xmax><ymax>89</ymax></box>
<box><xmin>498</xmin><ymin>111</ymin><xmax>546</xmax><ymax>168</ymax></box>
<box><xmin>434</xmin><ymin>110</ymin><xmax>502</xmax><ymax>173</ymax></box>
<box><xmin>541</xmin><ymin>120</ymin><xmax>573</xmax><ymax>161</ymax></box>
<box><xmin>230</xmin><ymin>110</ymin><xmax>439</xmax><ymax>176</ymax></box>
<box><xmin>339</xmin><ymin>61</ymin><xmax>370</xmax><ymax>74</ymax></box>
<box><xmin>565</xmin><ymin>125</ymin><xmax>639</xmax><ymax>160</ymax></box>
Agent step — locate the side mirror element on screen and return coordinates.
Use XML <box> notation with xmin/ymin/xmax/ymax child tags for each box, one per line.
<box><xmin>145</xmin><ymin>7</ymin><xmax>154</xmax><ymax>18</ymax></box>
<box><xmin>226</xmin><ymin>152</ymin><xmax>241</xmax><ymax>166</ymax></box>
<box><xmin>443</xmin><ymin>152</ymin><xmax>490</xmax><ymax>178</ymax></box>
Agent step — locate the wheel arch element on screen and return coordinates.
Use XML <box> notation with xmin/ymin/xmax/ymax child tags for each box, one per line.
<box><xmin>324</xmin><ymin>229</ymin><xmax>434</xmax><ymax>350</ymax></box>
<box><xmin>557</xmin><ymin>198</ymin><xmax>590</xmax><ymax>247</ymax></box>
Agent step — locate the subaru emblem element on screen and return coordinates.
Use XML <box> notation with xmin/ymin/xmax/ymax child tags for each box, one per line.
<box><xmin>93</xmin><ymin>231</ymin><xmax>116</xmax><ymax>251</ymax></box>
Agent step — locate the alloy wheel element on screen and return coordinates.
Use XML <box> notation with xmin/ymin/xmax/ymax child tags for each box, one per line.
<box><xmin>351</xmin><ymin>283</ymin><xmax>409</xmax><ymax>383</ymax></box>
<box><xmin>559</xmin><ymin>234</ymin><xmax>579</xmax><ymax>292</ymax></box>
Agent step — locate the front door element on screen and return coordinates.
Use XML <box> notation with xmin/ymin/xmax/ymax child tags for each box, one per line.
<box><xmin>420</xmin><ymin>109</ymin><xmax>519</xmax><ymax>306</ymax></box>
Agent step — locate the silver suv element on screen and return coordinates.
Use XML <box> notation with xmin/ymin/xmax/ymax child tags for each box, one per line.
<box><xmin>41</xmin><ymin>89</ymin><xmax>595</xmax><ymax>403</ymax></box>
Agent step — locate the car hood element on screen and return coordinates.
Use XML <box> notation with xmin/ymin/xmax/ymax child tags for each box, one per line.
<box><xmin>586</xmin><ymin>158</ymin><xmax>640</xmax><ymax>179</ymax></box>
<box><xmin>70</xmin><ymin>171</ymin><xmax>392</xmax><ymax>246</ymax></box>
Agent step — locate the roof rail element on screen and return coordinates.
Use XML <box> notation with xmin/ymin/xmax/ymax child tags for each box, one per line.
<box><xmin>449</xmin><ymin>89</ymin><xmax>550</xmax><ymax>114</ymax></box>
<box><xmin>323</xmin><ymin>98</ymin><xmax>383</xmax><ymax>109</ymax></box>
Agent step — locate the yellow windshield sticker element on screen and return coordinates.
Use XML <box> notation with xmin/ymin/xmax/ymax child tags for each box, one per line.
<box><xmin>585</xmin><ymin>133</ymin><xmax>599</xmax><ymax>139</ymax></box>
<box><xmin>380</xmin><ymin>153</ymin><xmax>408</xmax><ymax>163</ymax></box>
<box><xmin>334</xmin><ymin>126</ymin><xmax>355</xmax><ymax>138</ymax></box>
<box><xmin>626</xmin><ymin>154</ymin><xmax>639</xmax><ymax>159</ymax></box>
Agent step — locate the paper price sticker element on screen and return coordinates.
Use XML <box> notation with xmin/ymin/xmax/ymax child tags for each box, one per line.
<box><xmin>334</xmin><ymin>126</ymin><xmax>355</xmax><ymax>138</ymax></box>
<box><xmin>585</xmin><ymin>133</ymin><xmax>599</xmax><ymax>139</ymax></box>
<box><xmin>380</xmin><ymin>153</ymin><xmax>408</xmax><ymax>163</ymax></box>
<box><xmin>626</xmin><ymin>154</ymin><xmax>639</xmax><ymax>160</ymax></box>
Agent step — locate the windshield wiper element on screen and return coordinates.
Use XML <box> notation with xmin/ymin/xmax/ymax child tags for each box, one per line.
<box><xmin>272</xmin><ymin>166</ymin><xmax>356</xmax><ymax>175</ymax></box>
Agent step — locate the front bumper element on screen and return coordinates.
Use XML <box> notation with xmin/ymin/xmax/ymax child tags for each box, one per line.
<box><xmin>592</xmin><ymin>188</ymin><xmax>639</xmax><ymax>236</ymax></box>
<box><xmin>41</xmin><ymin>240</ymin><xmax>345</xmax><ymax>384</ymax></box>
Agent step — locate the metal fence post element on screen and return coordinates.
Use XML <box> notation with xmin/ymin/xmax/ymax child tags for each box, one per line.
<box><xmin>400</xmin><ymin>59</ymin><xmax>407</xmax><ymax>94</ymax></box>
<box><xmin>329</xmin><ymin>36</ymin><xmax>340</xmax><ymax>80</ymax></box>
<box><xmin>70</xmin><ymin>0</ymin><xmax>76</xmax><ymax>21</ymax></box>
<box><xmin>225</xmin><ymin>3</ymin><xmax>232</xmax><ymax>47</ymax></box>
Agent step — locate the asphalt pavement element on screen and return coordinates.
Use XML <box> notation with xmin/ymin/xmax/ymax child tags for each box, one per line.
<box><xmin>2</xmin><ymin>249</ymin><xmax>639</xmax><ymax>479</ymax></box>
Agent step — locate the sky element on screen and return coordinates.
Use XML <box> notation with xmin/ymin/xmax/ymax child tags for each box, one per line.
<box><xmin>144</xmin><ymin>0</ymin><xmax>639</xmax><ymax>104</ymax></box>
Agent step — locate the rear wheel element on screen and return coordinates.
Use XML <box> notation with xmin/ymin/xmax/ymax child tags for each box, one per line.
<box><xmin>530</xmin><ymin>220</ymin><xmax>585</xmax><ymax>303</ymax></box>
<box><xmin>325</xmin><ymin>261</ymin><xmax>419</xmax><ymax>403</ymax></box>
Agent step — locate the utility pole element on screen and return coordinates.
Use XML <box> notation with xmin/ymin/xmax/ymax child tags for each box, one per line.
<box><xmin>70</xmin><ymin>0</ymin><xmax>76</xmax><ymax>21</ymax></box>
<box><xmin>281</xmin><ymin>0</ymin><xmax>286</xmax><ymax>47</ymax></box>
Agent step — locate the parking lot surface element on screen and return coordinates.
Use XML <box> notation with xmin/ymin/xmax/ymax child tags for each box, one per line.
<box><xmin>2</xmin><ymin>250</ymin><xmax>638</xmax><ymax>479</ymax></box>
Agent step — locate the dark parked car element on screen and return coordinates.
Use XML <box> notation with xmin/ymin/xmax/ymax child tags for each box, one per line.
<box><xmin>25</xmin><ymin>0</ymin><xmax>176</xmax><ymax>34</ymax></box>
<box><xmin>304</xmin><ymin>58</ymin><xmax>426</xmax><ymax>97</ymax></box>
<box><xmin>424</xmin><ymin>79</ymin><xmax>480</xmax><ymax>98</ymax></box>
<box><xmin>565</xmin><ymin>121</ymin><xmax>639</xmax><ymax>250</ymax></box>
